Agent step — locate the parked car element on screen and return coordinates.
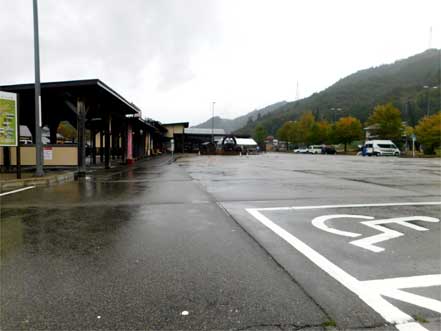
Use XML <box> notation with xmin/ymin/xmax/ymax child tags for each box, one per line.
<box><xmin>307</xmin><ymin>145</ymin><xmax>322</xmax><ymax>154</ymax></box>
<box><xmin>294</xmin><ymin>147</ymin><xmax>308</xmax><ymax>154</ymax></box>
<box><xmin>363</xmin><ymin>140</ymin><xmax>400</xmax><ymax>156</ymax></box>
<box><xmin>321</xmin><ymin>145</ymin><xmax>336</xmax><ymax>154</ymax></box>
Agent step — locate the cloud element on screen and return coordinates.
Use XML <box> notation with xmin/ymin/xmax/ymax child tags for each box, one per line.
<box><xmin>1</xmin><ymin>0</ymin><xmax>220</xmax><ymax>91</ymax></box>
<box><xmin>1</xmin><ymin>0</ymin><xmax>440</xmax><ymax>125</ymax></box>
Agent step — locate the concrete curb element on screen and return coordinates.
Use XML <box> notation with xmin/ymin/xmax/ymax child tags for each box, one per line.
<box><xmin>0</xmin><ymin>171</ymin><xmax>76</xmax><ymax>191</ymax></box>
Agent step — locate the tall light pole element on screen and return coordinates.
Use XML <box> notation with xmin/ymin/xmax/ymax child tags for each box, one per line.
<box><xmin>330</xmin><ymin>107</ymin><xmax>342</xmax><ymax>122</ymax></box>
<box><xmin>33</xmin><ymin>0</ymin><xmax>44</xmax><ymax>176</ymax></box>
<box><xmin>211</xmin><ymin>101</ymin><xmax>216</xmax><ymax>144</ymax></box>
<box><xmin>423</xmin><ymin>86</ymin><xmax>438</xmax><ymax>116</ymax></box>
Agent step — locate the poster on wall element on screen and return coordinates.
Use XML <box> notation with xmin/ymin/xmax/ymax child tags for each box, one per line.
<box><xmin>0</xmin><ymin>91</ymin><xmax>18</xmax><ymax>146</ymax></box>
<box><xmin>43</xmin><ymin>147</ymin><xmax>53</xmax><ymax>160</ymax></box>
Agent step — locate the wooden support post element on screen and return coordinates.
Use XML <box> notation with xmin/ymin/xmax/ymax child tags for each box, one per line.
<box><xmin>91</xmin><ymin>128</ymin><xmax>96</xmax><ymax>165</ymax></box>
<box><xmin>121</xmin><ymin>121</ymin><xmax>127</xmax><ymax>164</ymax></box>
<box><xmin>126</xmin><ymin>122</ymin><xmax>133</xmax><ymax>164</ymax></box>
<box><xmin>16</xmin><ymin>96</ymin><xmax>21</xmax><ymax>179</ymax></box>
<box><xmin>49</xmin><ymin>121</ymin><xmax>59</xmax><ymax>144</ymax></box>
<box><xmin>77</xmin><ymin>98</ymin><xmax>87</xmax><ymax>176</ymax></box>
<box><xmin>3</xmin><ymin>147</ymin><xmax>10</xmax><ymax>171</ymax></box>
<box><xmin>182</xmin><ymin>133</ymin><xmax>185</xmax><ymax>153</ymax></box>
<box><xmin>105</xmin><ymin>115</ymin><xmax>111</xmax><ymax>169</ymax></box>
<box><xmin>100</xmin><ymin>130</ymin><xmax>104</xmax><ymax>163</ymax></box>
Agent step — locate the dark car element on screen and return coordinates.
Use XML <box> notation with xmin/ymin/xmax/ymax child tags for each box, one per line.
<box><xmin>321</xmin><ymin>145</ymin><xmax>336</xmax><ymax>154</ymax></box>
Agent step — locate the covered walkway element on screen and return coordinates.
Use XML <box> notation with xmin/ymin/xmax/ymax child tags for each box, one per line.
<box><xmin>0</xmin><ymin>79</ymin><xmax>167</xmax><ymax>175</ymax></box>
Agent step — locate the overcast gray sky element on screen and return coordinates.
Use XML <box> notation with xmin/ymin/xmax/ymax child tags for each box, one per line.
<box><xmin>1</xmin><ymin>0</ymin><xmax>440</xmax><ymax>125</ymax></box>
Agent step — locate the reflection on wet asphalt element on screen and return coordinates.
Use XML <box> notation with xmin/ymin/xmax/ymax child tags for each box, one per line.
<box><xmin>1</xmin><ymin>155</ymin><xmax>329</xmax><ymax>330</ymax></box>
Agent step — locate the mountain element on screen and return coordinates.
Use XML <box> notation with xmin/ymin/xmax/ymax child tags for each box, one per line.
<box><xmin>193</xmin><ymin>101</ymin><xmax>288</xmax><ymax>133</ymax></box>
<box><xmin>235</xmin><ymin>49</ymin><xmax>441</xmax><ymax>136</ymax></box>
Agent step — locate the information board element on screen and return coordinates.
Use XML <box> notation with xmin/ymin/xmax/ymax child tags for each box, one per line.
<box><xmin>44</xmin><ymin>147</ymin><xmax>53</xmax><ymax>160</ymax></box>
<box><xmin>0</xmin><ymin>91</ymin><xmax>17</xmax><ymax>146</ymax></box>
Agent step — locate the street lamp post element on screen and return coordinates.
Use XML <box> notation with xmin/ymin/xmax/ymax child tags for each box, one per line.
<box><xmin>423</xmin><ymin>86</ymin><xmax>439</xmax><ymax>116</ymax></box>
<box><xmin>33</xmin><ymin>0</ymin><xmax>44</xmax><ymax>176</ymax></box>
<box><xmin>211</xmin><ymin>101</ymin><xmax>216</xmax><ymax>144</ymax></box>
<box><xmin>330</xmin><ymin>107</ymin><xmax>342</xmax><ymax>122</ymax></box>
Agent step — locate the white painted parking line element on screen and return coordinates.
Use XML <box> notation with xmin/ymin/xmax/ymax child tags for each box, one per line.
<box><xmin>258</xmin><ymin>201</ymin><xmax>441</xmax><ymax>211</ymax></box>
<box><xmin>362</xmin><ymin>274</ymin><xmax>441</xmax><ymax>314</ymax></box>
<box><xmin>396</xmin><ymin>322</ymin><xmax>429</xmax><ymax>331</ymax></box>
<box><xmin>246</xmin><ymin>202</ymin><xmax>441</xmax><ymax>331</ymax></box>
<box><xmin>0</xmin><ymin>186</ymin><xmax>36</xmax><ymax>197</ymax></box>
<box><xmin>363</xmin><ymin>274</ymin><xmax>441</xmax><ymax>289</ymax></box>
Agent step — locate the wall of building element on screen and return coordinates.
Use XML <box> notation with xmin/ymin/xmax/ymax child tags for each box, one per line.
<box><xmin>0</xmin><ymin>145</ymin><xmax>78</xmax><ymax>166</ymax></box>
<box><xmin>164</xmin><ymin>124</ymin><xmax>185</xmax><ymax>138</ymax></box>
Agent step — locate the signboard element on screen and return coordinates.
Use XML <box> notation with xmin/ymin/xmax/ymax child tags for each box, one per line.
<box><xmin>43</xmin><ymin>147</ymin><xmax>53</xmax><ymax>160</ymax></box>
<box><xmin>0</xmin><ymin>91</ymin><xmax>18</xmax><ymax>146</ymax></box>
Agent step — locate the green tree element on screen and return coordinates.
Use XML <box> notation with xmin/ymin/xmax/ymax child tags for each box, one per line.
<box><xmin>309</xmin><ymin>121</ymin><xmax>331</xmax><ymax>144</ymax></box>
<box><xmin>297</xmin><ymin>112</ymin><xmax>315</xmax><ymax>145</ymax></box>
<box><xmin>254</xmin><ymin>124</ymin><xmax>267</xmax><ymax>146</ymax></box>
<box><xmin>57</xmin><ymin>121</ymin><xmax>77</xmax><ymax>142</ymax></box>
<box><xmin>415</xmin><ymin>112</ymin><xmax>441</xmax><ymax>155</ymax></box>
<box><xmin>334</xmin><ymin>116</ymin><xmax>363</xmax><ymax>152</ymax></box>
<box><xmin>276</xmin><ymin>121</ymin><xmax>292</xmax><ymax>142</ymax></box>
<box><xmin>367</xmin><ymin>103</ymin><xmax>403</xmax><ymax>141</ymax></box>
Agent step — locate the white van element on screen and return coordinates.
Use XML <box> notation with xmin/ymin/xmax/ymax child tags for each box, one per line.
<box><xmin>308</xmin><ymin>145</ymin><xmax>322</xmax><ymax>154</ymax></box>
<box><xmin>363</xmin><ymin>140</ymin><xmax>400</xmax><ymax>156</ymax></box>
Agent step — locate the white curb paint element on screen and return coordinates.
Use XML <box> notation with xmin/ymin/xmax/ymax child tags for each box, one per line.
<box><xmin>245</xmin><ymin>202</ymin><xmax>441</xmax><ymax>331</ymax></box>
<box><xmin>0</xmin><ymin>186</ymin><xmax>36</xmax><ymax>197</ymax></box>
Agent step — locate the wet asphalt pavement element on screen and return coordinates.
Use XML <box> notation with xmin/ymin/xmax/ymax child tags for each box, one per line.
<box><xmin>1</xmin><ymin>153</ymin><xmax>440</xmax><ymax>330</ymax></box>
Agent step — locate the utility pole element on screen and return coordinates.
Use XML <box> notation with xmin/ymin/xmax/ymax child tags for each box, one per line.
<box><xmin>295</xmin><ymin>81</ymin><xmax>300</xmax><ymax>101</ymax></box>
<box><xmin>331</xmin><ymin>107</ymin><xmax>342</xmax><ymax>122</ymax></box>
<box><xmin>33</xmin><ymin>0</ymin><xmax>44</xmax><ymax>176</ymax></box>
<box><xmin>423</xmin><ymin>85</ymin><xmax>438</xmax><ymax>116</ymax></box>
<box><xmin>429</xmin><ymin>26</ymin><xmax>432</xmax><ymax>49</ymax></box>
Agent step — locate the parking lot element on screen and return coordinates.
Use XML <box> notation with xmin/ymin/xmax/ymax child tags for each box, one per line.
<box><xmin>1</xmin><ymin>153</ymin><xmax>440</xmax><ymax>330</ymax></box>
<box><xmin>180</xmin><ymin>153</ymin><xmax>441</xmax><ymax>330</ymax></box>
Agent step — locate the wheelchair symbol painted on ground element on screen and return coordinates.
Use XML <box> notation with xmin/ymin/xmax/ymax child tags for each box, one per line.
<box><xmin>311</xmin><ymin>214</ymin><xmax>440</xmax><ymax>253</ymax></box>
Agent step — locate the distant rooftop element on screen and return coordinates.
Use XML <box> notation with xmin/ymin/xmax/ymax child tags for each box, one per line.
<box><xmin>236</xmin><ymin>138</ymin><xmax>257</xmax><ymax>146</ymax></box>
<box><xmin>163</xmin><ymin>122</ymin><xmax>189</xmax><ymax>128</ymax></box>
<box><xmin>185</xmin><ymin>128</ymin><xmax>226</xmax><ymax>135</ymax></box>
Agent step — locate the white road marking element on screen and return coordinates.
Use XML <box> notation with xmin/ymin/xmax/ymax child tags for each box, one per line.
<box><xmin>258</xmin><ymin>201</ymin><xmax>441</xmax><ymax>211</ymax></box>
<box><xmin>396</xmin><ymin>322</ymin><xmax>429</xmax><ymax>331</ymax></box>
<box><xmin>363</xmin><ymin>274</ymin><xmax>441</xmax><ymax>289</ymax></box>
<box><xmin>311</xmin><ymin>214</ymin><xmax>372</xmax><ymax>237</ymax></box>
<box><xmin>362</xmin><ymin>274</ymin><xmax>441</xmax><ymax>313</ymax></box>
<box><xmin>381</xmin><ymin>288</ymin><xmax>441</xmax><ymax>313</ymax></box>
<box><xmin>245</xmin><ymin>204</ymin><xmax>441</xmax><ymax>331</ymax></box>
<box><xmin>246</xmin><ymin>208</ymin><xmax>415</xmax><ymax>326</ymax></box>
<box><xmin>0</xmin><ymin>186</ymin><xmax>36</xmax><ymax>197</ymax></box>
<box><xmin>350</xmin><ymin>216</ymin><xmax>439</xmax><ymax>252</ymax></box>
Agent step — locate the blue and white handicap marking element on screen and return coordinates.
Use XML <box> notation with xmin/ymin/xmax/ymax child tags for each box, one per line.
<box><xmin>246</xmin><ymin>201</ymin><xmax>441</xmax><ymax>331</ymax></box>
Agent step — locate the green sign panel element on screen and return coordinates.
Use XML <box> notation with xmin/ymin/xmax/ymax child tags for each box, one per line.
<box><xmin>0</xmin><ymin>91</ymin><xmax>18</xmax><ymax>146</ymax></box>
